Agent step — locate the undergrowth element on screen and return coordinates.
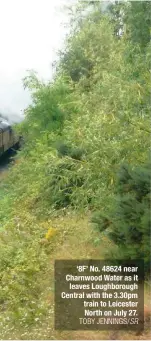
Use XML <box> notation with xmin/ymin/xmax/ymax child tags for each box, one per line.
<box><xmin>0</xmin><ymin>1</ymin><xmax>151</xmax><ymax>339</ymax></box>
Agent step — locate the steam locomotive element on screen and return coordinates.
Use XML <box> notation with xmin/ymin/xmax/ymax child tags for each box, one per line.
<box><xmin>0</xmin><ymin>120</ymin><xmax>21</xmax><ymax>157</ymax></box>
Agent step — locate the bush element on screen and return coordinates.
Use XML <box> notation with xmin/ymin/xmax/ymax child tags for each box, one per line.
<box><xmin>55</xmin><ymin>141</ymin><xmax>85</xmax><ymax>160</ymax></box>
<box><xmin>42</xmin><ymin>157</ymin><xmax>85</xmax><ymax>209</ymax></box>
<box><xmin>92</xmin><ymin>161</ymin><xmax>151</xmax><ymax>274</ymax></box>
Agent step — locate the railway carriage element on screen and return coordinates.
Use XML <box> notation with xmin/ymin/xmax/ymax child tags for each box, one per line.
<box><xmin>0</xmin><ymin>120</ymin><xmax>21</xmax><ymax>157</ymax></box>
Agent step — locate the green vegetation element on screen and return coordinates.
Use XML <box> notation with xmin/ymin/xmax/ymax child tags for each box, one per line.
<box><xmin>0</xmin><ymin>1</ymin><xmax>150</xmax><ymax>339</ymax></box>
<box><xmin>92</xmin><ymin>161</ymin><xmax>151</xmax><ymax>272</ymax></box>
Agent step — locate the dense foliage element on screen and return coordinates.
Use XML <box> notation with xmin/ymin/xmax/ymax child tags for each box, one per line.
<box><xmin>0</xmin><ymin>0</ymin><xmax>150</xmax><ymax>338</ymax></box>
<box><xmin>92</xmin><ymin>160</ymin><xmax>151</xmax><ymax>272</ymax></box>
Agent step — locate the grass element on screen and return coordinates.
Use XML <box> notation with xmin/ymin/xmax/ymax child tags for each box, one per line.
<box><xmin>0</xmin><ymin>210</ymin><xmax>150</xmax><ymax>340</ymax></box>
<box><xmin>0</xmin><ymin>156</ymin><xmax>150</xmax><ymax>340</ymax></box>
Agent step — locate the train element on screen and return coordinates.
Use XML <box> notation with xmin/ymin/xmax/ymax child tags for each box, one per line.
<box><xmin>0</xmin><ymin>120</ymin><xmax>22</xmax><ymax>157</ymax></box>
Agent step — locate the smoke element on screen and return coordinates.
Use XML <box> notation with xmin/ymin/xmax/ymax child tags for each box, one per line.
<box><xmin>0</xmin><ymin>110</ymin><xmax>25</xmax><ymax>124</ymax></box>
<box><xmin>0</xmin><ymin>80</ymin><xmax>31</xmax><ymax>124</ymax></box>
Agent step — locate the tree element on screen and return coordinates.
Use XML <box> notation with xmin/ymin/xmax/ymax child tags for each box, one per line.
<box><xmin>124</xmin><ymin>1</ymin><xmax>151</xmax><ymax>49</ymax></box>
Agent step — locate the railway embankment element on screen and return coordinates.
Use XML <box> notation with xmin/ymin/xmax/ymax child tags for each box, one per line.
<box><xmin>0</xmin><ymin>1</ymin><xmax>150</xmax><ymax>339</ymax></box>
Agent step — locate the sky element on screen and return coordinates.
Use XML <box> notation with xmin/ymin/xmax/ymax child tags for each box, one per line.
<box><xmin>0</xmin><ymin>0</ymin><xmax>71</xmax><ymax>123</ymax></box>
